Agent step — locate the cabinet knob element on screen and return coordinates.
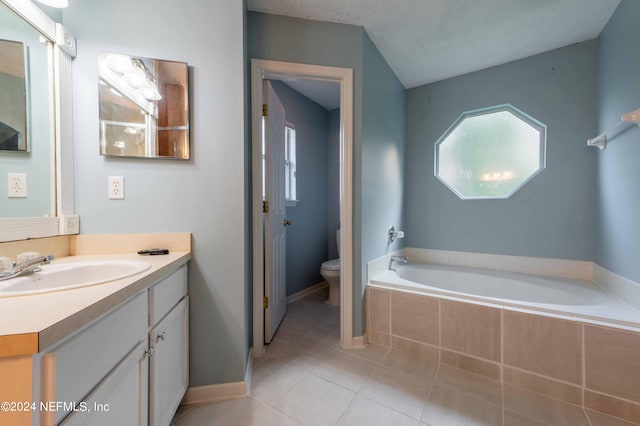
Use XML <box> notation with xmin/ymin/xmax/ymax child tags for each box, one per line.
<box><xmin>157</xmin><ymin>331</ymin><xmax>166</xmax><ymax>342</ymax></box>
<box><xmin>284</xmin><ymin>219</ymin><xmax>292</xmax><ymax>226</ymax></box>
<box><xmin>145</xmin><ymin>348</ymin><xmax>154</xmax><ymax>358</ymax></box>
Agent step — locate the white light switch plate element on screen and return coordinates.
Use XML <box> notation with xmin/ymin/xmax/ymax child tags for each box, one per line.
<box><xmin>108</xmin><ymin>176</ymin><xmax>124</xmax><ymax>199</ymax></box>
<box><xmin>8</xmin><ymin>173</ymin><xmax>27</xmax><ymax>198</ymax></box>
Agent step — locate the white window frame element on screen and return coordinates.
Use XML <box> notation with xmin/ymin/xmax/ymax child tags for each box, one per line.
<box><xmin>284</xmin><ymin>121</ymin><xmax>298</xmax><ymax>206</ymax></box>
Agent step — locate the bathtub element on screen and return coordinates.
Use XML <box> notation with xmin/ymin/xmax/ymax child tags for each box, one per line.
<box><xmin>369</xmin><ymin>262</ymin><xmax>640</xmax><ymax>330</ymax></box>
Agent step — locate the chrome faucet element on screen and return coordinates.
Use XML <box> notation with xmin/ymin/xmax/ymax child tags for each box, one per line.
<box><xmin>389</xmin><ymin>255</ymin><xmax>408</xmax><ymax>271</ymax></box>
<box><xmin>0</xmin><ymin>255</ymin><xmax>54</xmax><ymax>281</ymax></box>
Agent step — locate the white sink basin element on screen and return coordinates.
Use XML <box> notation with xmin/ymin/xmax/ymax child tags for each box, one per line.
<box><xmin>0</xmin><ymin>260</ymin><xmax>150</xmax><ymax>297</ymax></box>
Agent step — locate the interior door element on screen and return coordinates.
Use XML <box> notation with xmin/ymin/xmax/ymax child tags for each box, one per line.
<box><xmin>264</xmin><ymin>80</ymin><xmax>287</xmax><ymax>343</ymax></box>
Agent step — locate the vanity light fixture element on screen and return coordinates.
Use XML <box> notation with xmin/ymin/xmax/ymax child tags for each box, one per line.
<box><xmin>35</xmin><ymin>0</ymin><xmax>69</xmax><ymax>8</ymax></box>
<box><xmin>141</xmin><ymin>86</ymin><xmax>162</xmax><ymax>101</ymax></box>
<box><xmin>101</xmin><ymin>54</ymin><xmax>162</xmax><ymax>102</ymax></box>
<box><xmin>123</xmin><ymin>70</ymin><xmax>146</xmax><ymax>89</ymax></box>
<box><xmin>103</xmin><ymin>54</ymin><xmax>134</xmax><ymax>74</ymax></box>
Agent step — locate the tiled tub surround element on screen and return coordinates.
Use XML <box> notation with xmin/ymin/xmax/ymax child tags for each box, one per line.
<box><xmin>367</xmin><ymin>283</ymin><xmax>640</xmax><ymax>424</ymax></box>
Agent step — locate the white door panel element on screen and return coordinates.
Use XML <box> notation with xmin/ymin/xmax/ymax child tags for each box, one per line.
<box><xmin>264</xmin><ymin>80</ymin><xmax>287</xmax><ymax>343</ymax></box>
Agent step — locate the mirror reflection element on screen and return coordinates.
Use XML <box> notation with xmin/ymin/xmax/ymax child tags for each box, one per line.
<box><xmin>0</xmin><ymin>0</ymin><xmax>54</xmax><ymax>218</ymax></box>
<box><xmin>98</xmin><ymin>53</ymin><xmax>189</xmax><ymax>159</ymax></box>
<box><xmin>0</xmin><ymin>39</ymin><xmax>27</xmax><ymax>151</ymax></box>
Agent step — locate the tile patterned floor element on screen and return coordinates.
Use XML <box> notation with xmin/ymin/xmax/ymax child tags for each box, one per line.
<box><xmin>174</xmin><ymin>288</ymin><xmax>635</xmax><ymax>426</ymax></box>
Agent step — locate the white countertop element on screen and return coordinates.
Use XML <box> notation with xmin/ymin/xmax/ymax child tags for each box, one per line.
<box><xmin>0</xmin><ymin>252</ymin><xmax>191</xmax><ymax>357</ymax></box>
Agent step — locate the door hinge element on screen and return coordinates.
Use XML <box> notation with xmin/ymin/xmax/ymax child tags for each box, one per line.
<box><xmin>262</xmin><ymin>103</ymin><xmax>268</xmax><ymax>117</ymax></box>
<box><xmin>263</xmin><ymin>296</ymin><xmax>269</xmax><ymax>309</ymax></box>
<box><xmin>262</xmin><ymin>200</ymin><xmax>269</xmax><ymax>213</ymax></box>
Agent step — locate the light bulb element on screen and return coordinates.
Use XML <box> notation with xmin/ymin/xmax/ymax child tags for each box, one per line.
<box><xmin>123</xmin><ymin>71</ymin><xmax>146</xmax><ymax>88</ymax></box>
<box><xmin>103</xmin><ymin>54</ymin><xmax>133</xmax><ymax>74</ymax></box>
<box><xmin>142</xmin><ymin>87</ymin><xmax>162</xmax><ymax>101</ymax></box>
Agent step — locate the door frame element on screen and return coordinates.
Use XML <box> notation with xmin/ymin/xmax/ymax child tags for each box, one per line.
<box><xmin>251</xmin><ymin>59</ymin><xmax>354</xmax><ymax>355</ymax></box>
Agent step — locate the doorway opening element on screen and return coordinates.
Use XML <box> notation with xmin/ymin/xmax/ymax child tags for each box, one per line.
<box><xmin>251</xmin><ymin>60</ymin><xmax>354</xmax><ymax>356</ymax></box>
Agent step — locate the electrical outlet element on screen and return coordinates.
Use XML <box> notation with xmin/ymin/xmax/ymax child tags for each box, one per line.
<box><xmin>108</xmin><ymin>176</ymin><xmax>124</xmax><ymax>200</ymax></box>
<box><xmin>7</xmin><ymin>173</ymin><xmax>27</xmax><ymax>198</ymax></box>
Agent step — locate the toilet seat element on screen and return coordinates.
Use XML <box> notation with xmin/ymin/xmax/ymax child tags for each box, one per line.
<box><xmin>321</xmin><ymin>258</ymin><xmax>340</xmax><ymax>272</ymax></box>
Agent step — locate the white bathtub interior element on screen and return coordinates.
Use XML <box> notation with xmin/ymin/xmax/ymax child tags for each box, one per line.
<box><xmin>370</xmin><ymin>262</ymin><xmax>640</xmax><ymax>331</ymax></box>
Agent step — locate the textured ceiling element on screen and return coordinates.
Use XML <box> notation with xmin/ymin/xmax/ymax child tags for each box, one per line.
<box><xmin>248</xmin><ymin>0</ymin><xmax>620</xmax><ymax>88</ymax></box>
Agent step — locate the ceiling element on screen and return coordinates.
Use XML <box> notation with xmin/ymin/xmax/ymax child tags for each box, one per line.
<box><xmin>248</xmin><ymin>0</ymin><xmax>621</xmax><ymax>88</ymax></box>
<box><xmin>281</xmin><ymin>79</ymin><xmax>340</xmax><ymax>110</ymax></box>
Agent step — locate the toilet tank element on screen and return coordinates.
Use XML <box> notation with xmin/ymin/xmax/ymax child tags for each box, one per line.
<box><xmin>336</xmin><ymin>229</ymin><xmax>341</xmax><ymax>257</ymax></box>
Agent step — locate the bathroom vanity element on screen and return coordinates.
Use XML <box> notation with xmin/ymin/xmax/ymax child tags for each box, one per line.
<box><xmin>0</xmin><ymin>243</ymin><xmax>191</xmax><ymax>426</ymax></box>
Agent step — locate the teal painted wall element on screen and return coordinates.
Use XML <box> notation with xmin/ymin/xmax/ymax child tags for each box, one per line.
<box><xmin>361</xmin><ymin>32</ymin><xmax>406</xmax><ymax>331</ymax></box>
<box><xmin>595</xmin><ymin>0</ymin><xmax>640</xmax><ymax>282</ymax></box>
<box><xmin>405</xmin><ymin>41</ymin><xmax>597</xmax><ymax>260</ymax></box>
<box><xmin>64</xmin><ymin>0</ymin><xmax>248</xmax><ymax>386</ymax></box>
<box><xmin>328</xmin><ymin>108</ymin><xmax>341</xmax><ymax>260</ymax></box>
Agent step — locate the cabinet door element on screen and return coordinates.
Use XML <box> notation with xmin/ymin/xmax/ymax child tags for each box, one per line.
<box><xmin>45</xmin><ymin>292</ymin><xmax>148</xmax><ymax>424</ymax></box>
<box><xmin>61</xmin><ymin>340</ymin><xmax>149</xmax><ymax>426</ymax></box>
<box><xmin>150</xmin><ymin>297</ymin><xmax>188</xmax><ymax>426</ymax></box>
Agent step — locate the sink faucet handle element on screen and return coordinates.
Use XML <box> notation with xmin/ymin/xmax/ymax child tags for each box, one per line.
<box><xmin>16</xmin><ymin>251</ymin><xmax>42</xmax><ymax>266</ymax></box>
<box><xmin>0</xmin><ymin>257</ymin><xmax>14</xmax><ymax>274</ymax></box>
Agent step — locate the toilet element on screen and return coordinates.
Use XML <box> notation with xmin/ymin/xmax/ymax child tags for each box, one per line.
<box><xmin>320</xmin><ymin>229</ymin><xmax>341</xmax><ymax>305</ymax></box>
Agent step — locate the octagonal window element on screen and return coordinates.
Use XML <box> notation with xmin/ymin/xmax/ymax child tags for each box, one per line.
<box><xmin>434</xmin><ymin>104</ymin><xmax>546</xmax><ymax>199</ymax></box>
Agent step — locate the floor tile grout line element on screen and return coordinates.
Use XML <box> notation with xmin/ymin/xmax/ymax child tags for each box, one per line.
<box><xmin>355</xmin><ymin>388</ymin><xmax>425</xmax><ymax>422</ymax></box>
<box><xmin>248</xmin><ymin>395</ymin><xmax>305</xmax><ymax>425</ymax></box>
<box><xmin>421</xmin><ymin>360</ymin><xmax>441</xmax><ymax>422</ymax></box>
<box><xmin>332</xmin><ymin>392</ymin><xmax>358</xmax><ymax>425</ymax></box>
<box><xmin>357</xmin><ymin>393</ymin><xmax>428</xmax><ymax>424</ymax></box>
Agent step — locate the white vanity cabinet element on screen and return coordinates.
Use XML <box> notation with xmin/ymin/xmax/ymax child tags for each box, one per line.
<box><xmin>44</xmin><ymin>264</ymin><xmax>188</xmax><ymax>426</ymax></box>
<box><xmin>148</xmin><ymin>266</ymin><xmax>189</xmax><ymax>426</ymax></box>
<box><xmin>149</xmin><ymin>298</ymin><xmax>188</xmax><ymax>426</ymax></box>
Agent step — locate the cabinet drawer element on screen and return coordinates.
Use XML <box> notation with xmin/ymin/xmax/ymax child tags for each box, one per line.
<box><xmin>44</xmin><ymin>292</ymin><xmax>147</xmax><ymax>424</ymax></box>
<box><xmin>149</xmin><ymin>265</ymin><xmax>187</xmax><ymax>325</ymax></box>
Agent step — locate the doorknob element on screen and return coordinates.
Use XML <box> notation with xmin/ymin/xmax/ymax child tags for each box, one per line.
<box><xmin>284</xmin><ymin>219</ymin><xmax>292</xmax><ymax>226</ymax></box>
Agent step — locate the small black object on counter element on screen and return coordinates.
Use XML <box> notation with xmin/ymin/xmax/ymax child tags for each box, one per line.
<box><xmin>137</xmin><ymin>248</ymin><xmax>170</xmax><ymax>255</ymax></box>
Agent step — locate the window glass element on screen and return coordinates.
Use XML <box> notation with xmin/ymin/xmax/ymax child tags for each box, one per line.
<box><xmin>285</xmin><ymin>124</ymin><xmax>297</xmax><ymax>202</ymax></box>
<box><xmin>435</xmin><ymin>105</ymin><xmax>546</xmax><ymax>199</ymax></box>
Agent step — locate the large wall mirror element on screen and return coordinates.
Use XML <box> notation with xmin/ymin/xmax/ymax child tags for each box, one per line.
<box><xmin>0</xmin><ymin>0</ymin><xmax>76</xmax><ymax>242</ymax></box>
<box><xmin>0</xmin><ymin>39</ymin><xmax>28</xmax><ymax>151</ymax></box>
<box><xmin>98</xmin><ymin>53</ymin><xmax>189</xmax><ymax>159</ymax></box>
<box><xmin>0</xmin><ymin>0</ymin><xmax>54</xmax><ymax>219</ymax></box>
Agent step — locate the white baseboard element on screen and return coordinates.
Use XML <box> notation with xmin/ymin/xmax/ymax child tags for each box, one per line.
<box><xmin>352</xmin><ymin>333</ymin><xmax>367</xmax><ymax>348</ymax></box>
<box><xmin>245</xmin><ymin>348</ymin><xmax>253</xmax><ymax>394</ymax></box>
<box><xmin>286</xmin><ymin>281</ymin><xmax>328</xmax><ymax>304</ymax></box>
<box><xmin>182</xmin><ymin>381</ymin><xmax>246</xmax><ymax>405</ymax></box>
<box><xmin>181</xmin><ymin>348</ymin><xmax>253</xmax><ymax>405</ymax></box>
